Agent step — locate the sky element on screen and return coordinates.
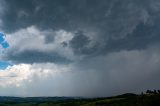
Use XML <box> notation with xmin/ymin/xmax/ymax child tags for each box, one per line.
<box><xmin>0</xmin><ymin>0</ymin><xmax>160</xmax><ymax>97</ymax></box>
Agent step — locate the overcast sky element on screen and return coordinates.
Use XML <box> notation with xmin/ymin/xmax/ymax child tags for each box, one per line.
<box><xmin>0</xmin><ymin>0</ymin><xmax>160</xmax><ymax>97</ymax></box>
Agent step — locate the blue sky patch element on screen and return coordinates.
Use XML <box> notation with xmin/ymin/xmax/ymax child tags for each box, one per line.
<box><xmin>0</xmin><ymin>32</ymin><xmax>9</xmax><ymax>48</ymax></box>
<box><xmin>0</xmin><ymin>32</ymin><xmax>10</xmax><ymax>69</ymax></box>
<box><xmin>1</xmin><ymin>41</ymin><xmax>9</xmax><ymax>48</ymax></box>
<box><xmin>0</xmin><ymin>61</ymin><xmax>11</xmax><ymax>70</ymax></box>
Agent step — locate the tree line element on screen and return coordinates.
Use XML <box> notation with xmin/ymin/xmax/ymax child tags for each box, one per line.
<box><xmin>145</xmin><ymin>89</ymin><xmax>160</xmax><ymax>94</ymax></box>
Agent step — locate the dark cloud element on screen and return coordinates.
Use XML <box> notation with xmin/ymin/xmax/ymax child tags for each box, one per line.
<box><xmin>101</xmin><ymin>22</ymin><xmax>160</xmax><ymax>54</ymax></box>
<box><xmin>69</xmin><ymin>31</ymin><xmax>91</xmax><ymax>54</ymax></box>
<box><xmin>3</xmin><ymin>50</ymin><xmax>71</xmax><ymax>64</ymax></box>
<box><xmin>2</xmin><ymin>0</ymin><xmax>160</xmax><ymax>63</ymax></box>
<box><xmin>1</xmin><ymin>0</ymin><xmax>143</xmax><ymax>32</ymax></box>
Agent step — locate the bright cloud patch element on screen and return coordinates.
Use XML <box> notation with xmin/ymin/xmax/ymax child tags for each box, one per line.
<box><xmin>2</xmin><ymin>26</ymin><xmax>75</xmax><ymax>63</ymax></box>
<box><xmin>0</xmin><ymin>63</ymin><xmax>70</xmax><ymax>87</ymax></box>
<box><xmin>0</xmin><ymin>63</ymin><xmax>72</xmax><ymax>96</ymax></box>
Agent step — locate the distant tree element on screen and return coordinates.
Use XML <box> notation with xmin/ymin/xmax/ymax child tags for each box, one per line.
<box><xmin>146</xmin><ymin>90</ymin><xmax>154</xmax><ymax>94</ymax></box>
<box><xmin>153</xmin><ymin>90</ymin><xmax>157</xmax><ymax>94</ymax></box>
<box><xmin>158</xmin><ymin>90</ymin><xmax>160</xmax><ymax>94</ymax></box>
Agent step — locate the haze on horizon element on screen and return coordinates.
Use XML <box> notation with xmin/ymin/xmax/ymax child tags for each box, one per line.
<box><xmin>0</xmin><ymin>0</ymin><xmax>160</xmax><ymax>97</ymax></box>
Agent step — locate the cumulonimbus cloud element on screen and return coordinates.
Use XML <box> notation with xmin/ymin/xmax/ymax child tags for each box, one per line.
<box><xmin>1</xmin><ymin>0</ymin><xmax>160</xmax><ymax>97</ymax></box>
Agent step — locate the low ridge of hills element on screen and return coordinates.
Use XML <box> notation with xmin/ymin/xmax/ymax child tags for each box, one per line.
<box><xmin>0</xmin><ymin>90</ymin><xmax>160</xmax><ymax>106</ymax></box>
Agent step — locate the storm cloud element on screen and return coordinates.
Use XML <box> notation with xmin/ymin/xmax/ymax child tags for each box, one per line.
<box><xmin>0</xmin><ymin>0</ymin><xmax>160</xmax><ymax>97</ymax></box>
<box><xmin>2</xmin><ymin>0</ymin><xmax>160</xmax><ymax>60</ymax></box>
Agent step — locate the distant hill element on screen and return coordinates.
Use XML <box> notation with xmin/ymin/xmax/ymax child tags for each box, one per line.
<box><xmin>0</xmin><ymin>91</ymin><xmax>160</xmax><ymax>106</ymax></box>
<box><xmin>81</xmin><ymin>93</ymin><xmax>160</xmax><ymax>106</ymax></box>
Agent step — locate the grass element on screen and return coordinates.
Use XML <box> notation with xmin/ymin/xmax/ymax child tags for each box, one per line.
<box><xmin>81</xmin><ymin>98</ymin><xmax>125</xmax><ymax>106</ymax></box>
